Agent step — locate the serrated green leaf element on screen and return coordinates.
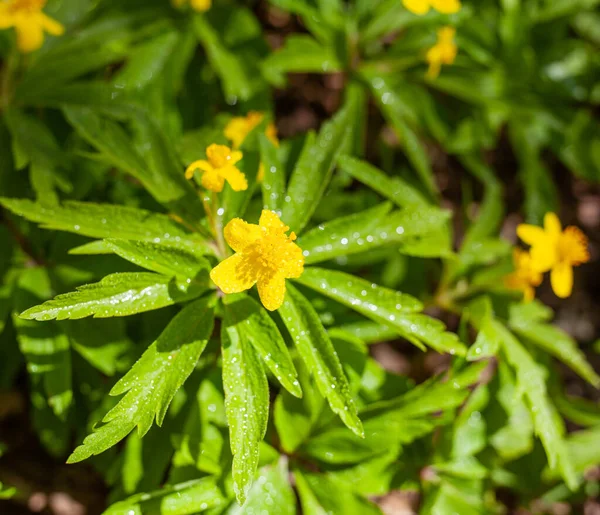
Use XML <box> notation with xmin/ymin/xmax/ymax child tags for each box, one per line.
<box><xmin>466</xmin><ymin>315</ymin><xmax>500</xmax><ymax>361</ymax></box>
<box><xmin>103</xmin><ymin>477</ymin><xmax>226</xmax><ymax>515</ymax></box>
<box><xmin>260</xmin><ymin>134</ymin><xmax>286</xmax><ymax>211</ymax></box>
<box><xmin>337</xmin><ymin>156</ymin><xmax>429</xmax><ymax>208</ymax></box>
<box><xmin>105</xmin><ymin>239</ymin><xmax>211</xmax><ymax>280</ymax></box>
<box><xmin>279</xmin><ymin>284</ymin><xmax>363</xmax><ymax>438</ymax></box>
<box><xmin>282</xmin><ymin>103</ymin><xmax>353</xmax><ymax>233</ymax></box>
<box><xmin>299</xmin><ymin>204</ymin><xmax>451</xmax><ymax>263</ymax></box>
<box><xmin>0</xmin><ymin>198</ymin><xmax>207</xmax><ymax>253</ymax></box>
<box><xmin>223</xmin><ymin>294</ymin><xmax>301</xmax><ymax>397</ymax></box>
<box><xmin>296</xmin><ymin>267</ymin><xmax>465</xmax><ymax>355</ymax></box>
<box><xmin>230</xmin><ymin>459</ymin><xmax>296</xmax><ymax>515</ymax></box>
<box><xmin>222</xmin><ymin>312</ymin><xmax>270</xmax><ymax>505</ymax></box>
<box><xmin>495</xmin><ymin>320</ymin><xmax>578</xmax><ymax>489</ymax></box>
<box><xmin>510</xmin><ymin>319</ymin><xmax>600</xmax><ymax>387</ymax></box>
<box><xmin>21</xmin><ymin>273</ymin><xmax>204</xmax><ymax>321</ymax></box>
<box><xmin>298</xmin><ymin>203</ymin><xmax>392</xmax><ymax>264</ymax></box>
<box><xmin>68</xmin><ymin>297</ymin><xmax>215</xmax><ymax>463</ymax></box>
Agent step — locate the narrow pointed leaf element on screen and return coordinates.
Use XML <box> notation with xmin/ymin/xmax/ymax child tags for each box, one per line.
<box><xmin>279</xmin><ymin>284</ymin><xmax>363</xmax><ymax>437</ymax></box>
<box><xmin>68</xmin><ymin>297</ymin><xmax>215</xmax><ymax>463</ymax></box>
<box><xmin>20</xmin><ymin>273</ymin><xmax>205</xmax><ymax>321</ymax></box>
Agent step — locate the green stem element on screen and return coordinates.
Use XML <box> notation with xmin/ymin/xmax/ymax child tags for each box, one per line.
<box><xmin>0</xmin><ymin>49</ymin><xmax>19</xmax><ymax>110</ymax></box>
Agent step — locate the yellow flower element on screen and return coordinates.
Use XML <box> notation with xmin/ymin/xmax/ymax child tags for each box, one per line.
<box><xmin>185</xmin><ymin>144</ymin><xmax>247</xmax><ymax>193</ymax></box>
<box><xmin>172</xmin><ymin>0</ymin><xmax>211</xmax><ymax>12</ymax></box>
<box><xmin>426</xmin><ymin>26</ymin><xmax>457</xmax><ymax>79</ymax></box>
<box><xmin>224</xmin><ymin>111</ymin><xmax>279</xmax><ymax>150</ymax></box>
<box><xmin>403</xmin><ymin>0</ymin><xmax>461</xmax><ymax>15</ymax></box>
<box><xmin>504</xmin><ymin>249</ymin><xmax>543</xmax><ymax>302</ymax></box>
<box><xmin>0</xmin><ymin>0</ymin><xmax>64</xmax><ymax>53</ymax></box>
<box><xmin>210</xmin><ymin>210</ymin><xmax>305</xmax><ymax>311</ymax></box>
<box><xmin>517</xmin><ymin>212</ymin><xmax>590</xmax><ymax>299</ymax></box>
<box><xmin>224</xmin><ymin>111</ymin><xmax>279</xmax><ymax>183</ymax></box>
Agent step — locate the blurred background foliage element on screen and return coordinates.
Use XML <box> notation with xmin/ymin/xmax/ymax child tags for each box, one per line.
<box><xmin>0</xmin><ymin>0</ymin><xmax>599</xmax><ymax>514</ymax></box>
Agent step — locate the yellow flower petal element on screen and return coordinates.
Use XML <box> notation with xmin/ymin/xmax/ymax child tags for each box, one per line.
<box><xmin>190</xmin><ymin>0</ymin><xmax>211</xmax><ymax>12</ymax></box>
<box><xmin>403</xmin><ymin>0</ymin><xmax>430</xmax><ymax>15</ymax></box>
<box><xmin>551</xmin><ymin>262</ymin><xmax>573</xmax><ymax>299</ymax></box>
<box><xmin>39</xmin><ymin>12</ymin><xmax>64</xmax><ymax>35</ymax></box>
<box><xmin>431</xmin><ymin>0</ymin><xmax>461</xmax><ymax>13</ymax></box>
<box><xmin>516</xmin><ymin>223</ymin><xmax>547</xmax><ymax>247</ymax></box>
<box><xmin>544</xmin><ymin>212</ymin><xmax>562</xmax><ymax>241</ymax></box>
<box><xmin>0</xmin><ymin>6</ymin><xmax>15</xmax><ymax>28</ymax></box>
<box><xmin>281</xmin><ymin>242</ymin><xmax>305</xmax><ymax>278</ymax></box>
<box><xmin>259</xmin><ymin>209</ymin><xmax>288</xmax><ymax>234</ymax></box>
<box><xmin>15</xmin><ymin>19</ymin><xmax>44</xmax><ymax>52</ymax></box>
<box><xmin>523</xmin><ymin>285</ymin><xmax>535</xmax><ymax>302</ymax></box>
<box><xmin>560</xmin><ymin>226</ymin><xmax>590</xmax><ymax>266</ymax></box>
<box><xmin>201</xmin><ymin>168</ymin><xmax>225</xmax><ymax>192</ymax></box>
<box><xmin>221</xmin><ymin>165</ymin><xmax>248</xmax><ymax>191</ymax></box>
<box><xmin>185</xmin><ymin>159</ymin><xmax>212</xmax><ymax>179</ymax></box>
<box><xmin>266</xmin><ymin>122</ymin><xmax>279</xmax><ymax>147</ymax></box>
<box><xmin>529</xmin><ymin>241</ymin><xmax>557</xmax><ymax>273</ymax></box>
<box><xmin>224</xmin><ymin>218</ymin><xmax>263</xmax><ymax>253</ymax></box>
<box><xmin>210</xmin><ymin>254</ymin><xmax>257</xmax><ymax>294</ymax></box>
<box><xmin>257</xmin><ymin>272</ymin><xmax>286</xmax><ymax>311</ymax></box>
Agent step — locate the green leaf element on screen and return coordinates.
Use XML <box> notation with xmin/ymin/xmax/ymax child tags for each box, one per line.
<box><xmin>104</xmin><ymin>239</ymin><xmax>211</xmax><ymax>280</ymax></box>
<box><xmin>282</xmin><ymin>103</ymin><xmax>353</xmax><ymax>233</ymax></box>
<box><xmin>274</xmin><ymin>358</ymin><xmax>325</xmax><ymax>453</ymax></box>
<box><xmin>510</xmin><ymin>319</ymin><xmax>600</xmax><ymax>387</ymax></box>
<box><xmin>194</xmin><ymin>15</ymin><xmax>252</xmax><ymax>102</ymax></box>
<box><xmin>495</xmin><ymin>320</ymin><xmax>578</xmax><ymax>489</ymax></box>
<box><xmin>222</xmin><ymin>311</ymin><xmax>270</xmax><ymax>504</ymax></box>
<box><xmin>260</xmin><ymin>134</ymin><xmax>286</xmax><ymax>211</ymax></box>
<box><xmin>279</xmin><ymin>284</ymin><xmax>363</xmax><ymax>438</ymax></box>
<box><xmin>295</xmin><ymin>470</ymin><xmax>382</xmax><ymax>515</ymax></box>
<box><xmin>223</xmin><ymin>294</ymin><xmax>301</xmax><ymax>398</ymax></box>
<box><xmin>563</xmin><ymin>426</ymin><xmax>600</xmax><ymax>477</ymax></box>
<box><xmin>68</xmin><ymin>297</ymin><xmax>215</xmax><ymax>463</ymax></box>
<box><xmin>65</xmin><ymin>319</ymin><xmax>132</xmax><ymax>376</ymax></box>
<box><xmin>21</xmin><ymin>273</ymin><xmax>204</xmax><ymax>321</ymax></box>
<box><xmin>103</xmin><ymin>477</ymin><xmax>226</xmax><ymax>515</ymax></box>
<box><xmin>13</xmin><ymin>268</ymin><xmax>72</xmax><ymax>420</ymax></box>
<box><xmin>296</xmin><ymin>267</ymin><xmax>465</xmax><ymax>355</ymax></box>
<box><xmin>466</xmin><ymin>313</ymin><xmax>500</xmax><ymax>361</ymax></box>
<box><xmin>0</xmin><ymin>198</ymin><xmax>207</xmax><ymax>253</ymax></box>
<box><xmin>262</xmin><ymin>35</ymin><xmax>342</xmax><ymax>87</ymax></box>
<box><xmin>337</xmin><ymin>156</ymin><xmax>429</xmax><ymax>208</ymax></box>
<box><xmin>298</xmin><ymin>203</ymin><xmax>392</xmax><ymax>264</ymax></box>
<box><xmin>230</xmin><ymin>459</ymin><xmax>296</xmax><ymax>515</ymax></box>
<box><xmin>299</xmin><ymin>204</ymin><xmax>451</xmax><ymax>263</ymax></box>
<box><xmin>63</xmin><ymin>107</ymin><xmax>204</xmax><ymax>223</ymax></box>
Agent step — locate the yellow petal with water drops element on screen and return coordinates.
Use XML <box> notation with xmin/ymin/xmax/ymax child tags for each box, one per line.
<box><xmin>403</xmin><ymin>0</ymin><xmax>430</xmax><ymax>15</ymax></box>
<box><xmin>210</xmin><ymin>254</ymin><xmax>257</xmax><ymax>294</ymax></box>
<box><xmin>206</xmin><ymin>144</ymin><xmax>235</xmax><ymax>168</ymax></box>
<box><xmin>185</xmin><ymin>159</ymin><xmax>212</xmax><ymax>179</ymax></box>
<box><xmin>15</xmin><ymin>20</ymin><xmax>45</xmax><ymax>52</ymax></box>
<box><xmin>281</xmin><ymin>242</ymin><xmax>305</xmax><ymax>279</ymax></box>
<box><xmin>39</xmin><ymin>12</ymin><xmax>64</xmax><ymax>35</ymax></box>
<box><xmin>551</xmin><ymin>262</ymin><xmax>573</xmax><ymax>299</ymax></box>
<box><xmin>544</xmin><ymin>212</ymin><xmax>562</xmax><ymax>241</ymax></box>
<box><xmin>431</xmin><ymin>0</ymin><xmax>461</xmax><ymax>13</ymax></box>
<box><xmin>516</xmin><ymin>223</ymin><xmax>547</xmax><ymax>247</ymax></box>
<box><xmin>259</xmin><ymin>209</ymin><xmax>288</xmax><ymax>234</ymax></box>
<box><xmin>224</xmin><ymin>219</ymin><xmax>263</xmax><ymax>253</ymax></box>
<box><xmin>257</xmin><ymin>272</ymin><xmax>287</xmax><ymax>311</ymax></box>
<box><xmin>201</xmin><ymin>168</ymin><xmax>226</xmax><ymax>192</ymax></box>
<box><xmin>221</xmin><ymin>165</ymin><xmax>248</xmax><ymax>192</ymax></box>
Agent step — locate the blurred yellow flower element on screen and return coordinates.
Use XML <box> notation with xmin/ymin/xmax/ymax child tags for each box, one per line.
<box><xmin>0</xmin><ymin>0</ymin><xmax>64</xmax><ymax>53</ymax></box>
<box><xmin>172</xmin><ymin>0</ymin><xmax>211</xmax><ymax>12</ymax></box>
<box><xmin>517</xmin><ymin>212</ymin><xmax>589</xmax><ymax>299</ymax></box>
<box><xmin>210</xmin><ymin>210</ymin><xmax>304</xmax><ymax>311</ymax></box>
<box><xmin>504</xmin><ymin>249</ymin><xmax>543</xmax><ymax>302</ymax></box>
<box><xmin>426</xmin><ymin>26</ymin><xmax>457</xmax><ymax>79</ymax></box>
<box><xmin>224</xmin><ymin>111</ymin><xmax>279</xmax><ymax>182</ymax></box>
<box><xmin>185</xmin><ymin>144</ymin><xmax>247</xmax><ymax>193</ymax></box>
<box><xmin>403</xmin><ymin>0</ymin><xmax>461</xmax><ymax>15</ymax></box>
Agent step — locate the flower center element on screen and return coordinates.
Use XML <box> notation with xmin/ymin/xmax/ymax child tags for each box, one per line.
<box><xmin>246</xmin><ymin>234</ymin><xmax>293</xmax><ymax>276</ymax></box>
<box><xmin>8</xmin><ymin>0</ymin><xmax>45</xmax><ymax>13</ymax></box>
